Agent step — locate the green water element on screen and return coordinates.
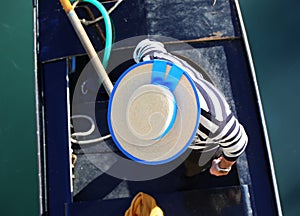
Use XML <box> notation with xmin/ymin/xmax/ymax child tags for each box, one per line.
<box><xmin>0</xmin><ymin>1</ymin><xmax>38</xmax><ymax>216</ymax></box>
<box><xmin>0</xmin><ymin>0</ymin><xmax>299</xmax><ymax>215</ymax></box>
<box><xmin>240</xmin><ymin>0</ymin><xmax>300</xmax><ymax>215</ymax></box>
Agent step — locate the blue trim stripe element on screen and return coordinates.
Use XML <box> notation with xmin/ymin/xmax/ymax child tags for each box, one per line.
<box><xmin>151</xmin><ymin>60</ymin><xmax>184</xmax><ymax>92</ymax></box>
<box><xmin>151</xmin><ymin>60</ymin><xmax>184</xmax><ymax>139</ymax></box>
<box><xmin>153</xmin><ymin>99</ymin><xmax>177</xmax><ymax>140</ymax></box>
<box><xmin>165</xmin><ymin>64</ymin><xmax>184</xmax><ymax>92</ymax></box>
<box><xmin>151</xmin><ymin>60</ymin><xmax>167</xmax><ymax>84</ymax></box>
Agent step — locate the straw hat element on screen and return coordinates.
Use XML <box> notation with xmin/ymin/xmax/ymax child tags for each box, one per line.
<box><xmin>108</xmin><ymin>59</ymin><xmax>200</xmax><ymax>164</ymax></box>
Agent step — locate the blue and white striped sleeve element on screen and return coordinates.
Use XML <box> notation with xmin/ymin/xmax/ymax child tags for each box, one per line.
<box><xmin>213</xmin><ymin>114</ymin><xmax>248</xmax><ymax>161</ymax></box>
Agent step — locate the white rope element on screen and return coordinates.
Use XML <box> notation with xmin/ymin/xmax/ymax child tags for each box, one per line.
<box><xmin>71</xmin><ymin>114</ymin><xmax>95</xmax><ymax>137</ymax></box>
<box><xmin>70</xmin><ymin>114</ymin><xmax>111</xmax><ymax>144</ymax></box>
<box><xmin>70</xmin><ymin>134</ymin><xmax>112</xmax><ymax>145</ymax></box>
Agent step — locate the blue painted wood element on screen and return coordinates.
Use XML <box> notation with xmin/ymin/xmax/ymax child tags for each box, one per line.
<box><xmin>224</xmin><ymin>40</ymin><xmax>279</xmax><ymax>215</ymax></box>
<box><xmin>144</xmin><ymin>0</ymin><xmax>240</xmax><ymax>39</ymax></box>
<box><xmin>43</xmin><ymin>60</ymin><xmax>72</xmax><ymax>216</ymax></box>
<box><xmin>38</xmin><ymin>0</ymin><xmax>240</xmax><ymax>62</ymax></box>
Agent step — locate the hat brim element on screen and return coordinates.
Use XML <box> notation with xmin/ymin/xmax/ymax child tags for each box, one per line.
<box><xmin>108</xmin><ymin>60</ymin><xmax>201</xmax><ymax>165</ymax></box>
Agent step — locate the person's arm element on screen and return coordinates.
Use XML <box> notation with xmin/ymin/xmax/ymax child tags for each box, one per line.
<box><xmin>210</xmin><ymin>115</ymin><xmax>248</xmax><ymax>176</ymax></box>
<box><xmin>210</xmin><ymin>156</ymin><xmax>236</xmax><ymax>176</ymax></box>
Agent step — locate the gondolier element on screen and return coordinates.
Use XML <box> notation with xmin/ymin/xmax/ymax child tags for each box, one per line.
<box><xmin>133</xmin><ymin>39</ymin><xmax>248</xmax><ymax>177</ymax></box>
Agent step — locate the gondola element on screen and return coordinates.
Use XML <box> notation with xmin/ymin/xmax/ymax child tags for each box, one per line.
<box><xmin>34</xmin><ymin>0</ymin><xmax>282</xmax><ymax>215</ymax></box>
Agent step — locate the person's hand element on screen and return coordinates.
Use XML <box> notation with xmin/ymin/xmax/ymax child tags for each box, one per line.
<box><xmin>209</xmin><ymin>157</ymin><xmax>235</xmax><ymax>176</ymax></box>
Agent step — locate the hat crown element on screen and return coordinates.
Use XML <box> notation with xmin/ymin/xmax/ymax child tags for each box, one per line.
<box><xmin>126</xmin><ymin>84</ymin><xmax>176</xmax><ymax>141</ymax></box>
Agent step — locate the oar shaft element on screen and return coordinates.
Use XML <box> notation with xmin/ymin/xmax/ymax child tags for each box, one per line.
<box><xmin>60</xmin><ymin>0</ymin><xmax>113</xmax><ymax>95</ymax></box>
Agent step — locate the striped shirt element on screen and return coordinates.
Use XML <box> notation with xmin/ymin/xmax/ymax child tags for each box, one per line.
<box><xmin>134</xmin><ymin>39</ymin><xmax>248</xmax><ymax>161</ymax></box>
